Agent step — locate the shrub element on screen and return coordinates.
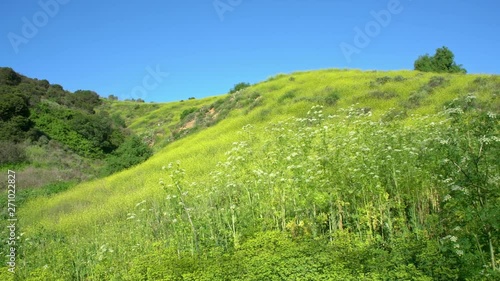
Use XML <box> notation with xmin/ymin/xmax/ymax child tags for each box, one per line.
<box><xmin>393</xmin><ymin>75</ymin><xmax>406</xmax><ymax>82</ymax></box>
<box><xmin>376</xmin><ymin>76</ymin><xmax>391</xmax><ymax>85</ymax></box>
<box><xmin>229</xmin><ymin>82</ymin><xmax>250</xmax><ymax>94</ymax></box>
<box><xmin>0</xmin><ymin>93</ymin><xmax>30</xmax><ymax>121</ymax></box>
<box><xmin>31</xmin><ymin>102</ymin><xmax>124</xmax><ymax>157</ymax></box>
<box><xmin>259</xmin><ymin>108</ymin><xmax>271</xmax><ymax>120</ymax></box>
<box><xmin>403</xmin><ymin>91</ymin><xmax>427</xmax><ymax>109</ymax></box>
<box><xmin>278</xmin><ymin>90</ymin><xmax>297</xmax><ymax>102</ymax></box>
<box><xmin>72</xmin><ymin>90</ymin><xmax>102</xmax><ymax>113</ymax></box>
<box><xmin>369</xmin><ymin>76</ymin><xmax>403</xmax><ymax>87</ymax></box>
<box><xmin>382</xmin><ymin>108</ymin><xmax>407</xmax><ymax>122</ymax></box>
<box><xmin>428</xmin><ymin>76</ymin><xmax>448</xmax><ymax>88</ymax></box>
<box><xmin>322</xmin><ymin>87</ymin><xmax>340</xmax><ymax>106</ymax></box>
<box><xmin>180</xmin><ymin>107</ymin><xmax>198</xmax><ymax>120</ymax></box>
<box><xmin>104</xmin><ymin>135</ymin><xmax>152</xmax><ymax>175</ymax></box>
<box><xmin>0</xmin><ymin>141</ymin><xmax>26</xmax><ymax>165</ymax></box>
<box><xmin>368</xmin><ymin>90</ymin><xmax>398</xmax><ymax>100</ymax></box>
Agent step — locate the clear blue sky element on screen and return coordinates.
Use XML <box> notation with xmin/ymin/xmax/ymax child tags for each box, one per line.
<box><xmin>1</xmin><ymin>0</ymin><xmax>499</xmax><ymax>102</ymax></box>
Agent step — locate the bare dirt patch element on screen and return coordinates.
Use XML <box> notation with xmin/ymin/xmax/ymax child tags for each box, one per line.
<box><xmin>181</xmin><ymin>119</ymin><xmax>196</xmax><ymax>130</ymax></box>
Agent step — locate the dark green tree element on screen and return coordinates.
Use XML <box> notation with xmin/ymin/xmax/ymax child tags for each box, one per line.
<box><xmin>0</xmin><ymin>67</ymin><xmax>22</xmax><ymax>86</ymax></box>
<box><xmin>0</xmin><ymin>93</ymin><xmax>30</xmax><ymax>121</ymax></box>
<box><xmin>72</xmin><ymin>90</ymin><xmax>102</xmax><ymax>113</ymax></box>
<box><xmin>413</xmin><ymin>54</ymin><xmax>434</xmax><ymax>72</ymax></box>
<box><xmin>414</xmin><ymin>46</ymin><xmax>467</xmax><ymax>73</ymax></box>
<box><xmin>46</xmin><ymin>84</ymin><xmax>67</xmax><ymax>103</ymax></box>
<box><xmin>0</xmin><ymin>93</ymin><xmax>32</xmax><ymax>141</ymax></box>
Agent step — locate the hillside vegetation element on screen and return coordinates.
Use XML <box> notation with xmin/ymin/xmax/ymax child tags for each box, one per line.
<box><xmin>1</xmin><ymin>69</ymin><xmax>499</xmax><ymax>280</ymax></box>
<box><xmin>0</xmin><ymin>67</ymin><xmax>153</xmax><ymax>188</ymax></box>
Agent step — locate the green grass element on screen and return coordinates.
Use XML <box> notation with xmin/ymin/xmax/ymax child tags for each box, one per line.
<box><xmin>3</xmin><ymin>69</ymin><xmax>499</xmax><ymax>279</ymax></box>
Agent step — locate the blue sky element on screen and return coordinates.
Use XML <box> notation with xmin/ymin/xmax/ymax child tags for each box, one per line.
<box><xmin>1</xmin><ymin>0</ymin><xmax>499</xmax><ymax>102</ymax></box>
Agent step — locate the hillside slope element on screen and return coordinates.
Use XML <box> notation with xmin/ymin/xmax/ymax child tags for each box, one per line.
<box><xmin>104</xmin><ymin>69</ymin><xmax>499</xmax><ymax>148</ymax></box>
<box><xmin>3</xmin><ymin>69</ymin><xmax>499</xmax><ymax>280</ymax></box>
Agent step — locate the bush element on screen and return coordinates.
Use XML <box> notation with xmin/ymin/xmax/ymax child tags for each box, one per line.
<box><xmin>382</xmin><ymin>108</ymin><xmax>407</xmax><ymax>122</ymax></box>
<box><xmin>393</xmin><ymin>75</ymin><xmax>406</xmax><ymax>82</ymax></box>
<box><xmin>0</xmin><ymin>141</ymin><xmax>27</xmax><ymax>165</ymax></box>
<box><xmin>376</xmin><ymin>76</ymin><xmax>391</xmax><ymax>85</ymax></box>
<box><xmin>369</xmin><ymin>90</ymin><xmax>398</xmax><ymax>100</ymax></box>
<box><xmin>229</xmin><ymin>82</ymin><xmax>250</xmax><ymax>94</ymax></box>
<box><xmin>31</xmin><ymin>103</ymin><xmax>125</xmax><ymax>157</ymax></box>
<box><xmin>278</xmin><ymin>90</ymin><xmax>297</xmax><ymax>102</ymax></box>
<box><xmin>369</xmin><ymin>76</ymin><xmax>405</xmax><ymax>87</ymax></box>
<box><xmin>180</xmin><ymin>108</ymin><xmax>198</xmax><ymax>120</ymax></box>
<box><xmin>414</xmin><ymin>46</ymin><xmax>467</xmax><ymax>73</ymax></box>
<box><xmin>403</xmin><ymin>91</ymin><xmax>427</xmax><ymax>109</ymax></box>
<box><xmin>428</xmin><ymin>76</ymin><xmax>448</xmax><ymax>88</ymax></box>
<box><xmin>72</xmin><ymin>90</ymin><xmax>102</xmax><ymax>113</ymax></box>
<box><xmin>0</xmin><ymin>93</ymin><xmax>30</xmax><ymax>120</ymax></box>
<box><xmin>322</xmin><ymin>87</ymin><xmax>340</xmax><ymax>106</ymax></box>
<box><xmin>104</xmin><ymin>135</ymin><xmax>152</xmax><ymax>175</ymax></box>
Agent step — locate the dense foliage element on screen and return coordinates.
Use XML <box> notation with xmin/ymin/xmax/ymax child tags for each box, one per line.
<box><xmin>229</xmin><ymin>82</ymin><xmax>251</xmax><ymax>94</ymax></box>
<box><xmin>0</xmin><ymin>67</ymin><xmax>151</xmax><ymax>173</ymax></box>
<box><xmin>30</xmin><ymin>103</ymin><xmax>120</xmax><ymax>157</ymax></box>
<box><xmin>103</xmin><ymin>135</ymin><xmax>153</xmax><ymax>175</ymax></box>
<box><xmin>414</xmin><ymin>46</ymin><xmax>467</xmax><ymax>74</ymax></box>
<box><xmin>0</xmin><ymin>93</ymin><xmax>32</xmax><ymax>142</ymax></box>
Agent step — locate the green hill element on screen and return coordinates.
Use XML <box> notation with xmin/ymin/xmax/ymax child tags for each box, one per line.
<box><xmin>1</xmin><ymin>69</ymin><xmax>499</xmax><ymax>280</ymax></box>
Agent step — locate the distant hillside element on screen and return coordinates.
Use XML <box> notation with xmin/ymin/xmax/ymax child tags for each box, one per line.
<box><xmin>2</xmin><ymin>69</ymin><xmax>499</xmax><ymax>280</ymax></box>
<box><xmin>105</xmin><ymin>69</ymin><xmax>500</xmax><ymax>149</ymax></box>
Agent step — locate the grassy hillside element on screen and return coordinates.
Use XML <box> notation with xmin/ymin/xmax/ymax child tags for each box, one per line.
<box><xmin>2</xmin><ymin>69</ymin><xmax>499</xmax><ymax>280</ymax></box>
<box><xmin>102</xmin><ymin>69</ymin><xmax>498</xmax><ymax>149</ymax></box>
<box><xmin>98</xmin><ymin>96</ymin><xmax>222</xmax><ymax>150</ymax></box>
